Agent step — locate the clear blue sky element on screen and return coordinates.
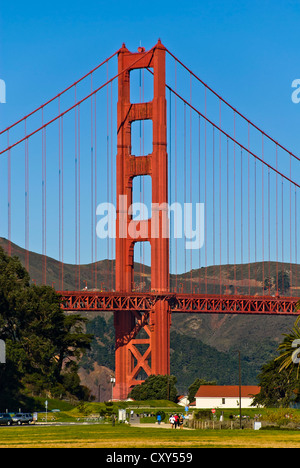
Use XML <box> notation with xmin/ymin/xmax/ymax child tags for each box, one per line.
<box><xmin>0</xmin><ymin>0</ymin><xmax>300</xmax><ymax>275</ymax></box>
<box><xmin>1</xmin><ymin>0</ymin><xmax>300</xmax><ymax>152</ymax></box>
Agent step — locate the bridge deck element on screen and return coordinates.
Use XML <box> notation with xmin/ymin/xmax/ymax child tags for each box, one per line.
<box><xmin>59</xmin><ymin>291</ymin><xmax>299</xmax><ymax>316</ymax></box>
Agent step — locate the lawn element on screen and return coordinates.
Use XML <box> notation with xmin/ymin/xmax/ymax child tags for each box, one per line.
<box><xmin>1</xmin><ymin>424</ymin><xmax>300</xmax><ymax>448</ymax></box>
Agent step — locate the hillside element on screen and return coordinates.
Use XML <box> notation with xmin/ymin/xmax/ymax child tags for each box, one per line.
<box><xmin>1</xmin><ymin>237</ymin><xmax>299</xmax><ymax>297</ymax></box>
<box><xmin>0</xmin><ymin>237</ymin><xmax>298</xmax><ymax>396</ymax></box>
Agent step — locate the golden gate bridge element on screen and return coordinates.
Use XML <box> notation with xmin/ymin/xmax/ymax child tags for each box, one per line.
<box><xmin>0</xmin><ymin>40</ymin><xmax>299</xmax><ymax>399</ymax></box>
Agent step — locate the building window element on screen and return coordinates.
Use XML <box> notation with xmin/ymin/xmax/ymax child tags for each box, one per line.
<box><xmin>222</xmin><ymin>398</ymin><xmax>225</xmax><ymax>405</ymax></box>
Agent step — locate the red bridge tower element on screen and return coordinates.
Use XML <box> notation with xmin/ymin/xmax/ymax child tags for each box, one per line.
<box><xmin>114</xmin><ymin>41</ymin><xmax>170</xmax><ymax>399</ymax></box>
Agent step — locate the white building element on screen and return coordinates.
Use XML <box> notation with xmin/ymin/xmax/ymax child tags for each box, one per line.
<box><xmin>195</xmin><ymin>385</ymin><xmax>260</xmax><ymax>409</ymax></box>
<box><xmin>177</xmin><ymin>395</ymin><xmax>189</xmax><ymax>407</ymax></box>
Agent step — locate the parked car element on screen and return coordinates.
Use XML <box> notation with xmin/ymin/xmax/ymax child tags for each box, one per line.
<box><xmin>12</xmin><ymin>413</ymin><xmax>33</xmax><ymax>425</ymax></box>
<box><xmin>0</xmin><ymin>413</ymin><xmax>13</xmax><ymax>426</ymax></box>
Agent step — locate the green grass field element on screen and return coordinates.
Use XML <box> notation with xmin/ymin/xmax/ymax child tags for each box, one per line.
<box><xmin>1</xmin><ymin>424</ymin><xmax>300</xmax><ymax>448</ymax></box>
<box><xmin>2</xmin><ymin>399</ymin><xmax>300</xmax><ymax>448</ymax></box>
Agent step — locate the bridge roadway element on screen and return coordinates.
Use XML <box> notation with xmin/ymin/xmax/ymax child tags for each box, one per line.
<box><xmin>59</xmin><ymin>291</ymin><xmax>299</xmax><ymax>316</ymax></box>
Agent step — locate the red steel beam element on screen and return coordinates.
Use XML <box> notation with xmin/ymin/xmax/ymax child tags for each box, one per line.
<box><xmin>58</xmin><ymin>291</ymin><xmax>299</xmax><ymax>316</ymax></box>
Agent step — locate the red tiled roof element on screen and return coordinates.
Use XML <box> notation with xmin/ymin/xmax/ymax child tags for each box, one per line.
<box><xmin>195</xmin><ymin>385</ymin><xmax>260</xmax><ymax>398</ymax></box>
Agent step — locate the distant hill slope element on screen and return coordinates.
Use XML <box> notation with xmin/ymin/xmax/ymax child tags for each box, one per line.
<box><xmin>1</xmin><ymin>236</ymin><xmax>299</xmax><ymax>295</ymax></box>
<box><xmin>1</xmin><ymin>237</ymin><xmax>298</xmax><ymax>394</ymax></box>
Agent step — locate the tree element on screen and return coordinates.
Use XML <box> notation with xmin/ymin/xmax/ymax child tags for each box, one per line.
<box><xmin>0</xmin><ymin>247</ymin><xmax>93</xmax><ymax>402</ymax></box>
<box><xmin>252</xmin><ymin>359</ymin><xmax>298</xmax><ymax>407</ymax></box>
<box><xmin>128</xmin><ymin>375</ymin><xmax>178</xmax><ymax>402</ymax></box>
<box><xmin>188</xmin><ymin>378</ymin><xmax>216</xmax><ymax>404</ymax></box>
<box><xmin>277</xmin><ymin>271</ymin><xmax>290</xmax><ymax>295</ymax></box>
<box><xmin>264</xmin><ymin>276</ymin><xmax>273</xmax><ymax>292</ymax></box>
<box><xmin>276</xmin><ymin>312</ymin><xmax>300</xmax><ymax>378</ymax></box>
<box><xmin>253</xmin><ymin>306</ymin><xmax>300</xmax><ymax>408</ymax></box>
<box><xmin>263</xmin><ymin>272</ymin><xmax>290</xmax><ymax>295</ymax></box>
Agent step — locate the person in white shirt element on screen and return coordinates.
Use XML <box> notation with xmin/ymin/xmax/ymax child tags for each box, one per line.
<box><xmin>169</xmin><ymin>415</ymin><xmax>175</xmax><ymax>429</ymax></box>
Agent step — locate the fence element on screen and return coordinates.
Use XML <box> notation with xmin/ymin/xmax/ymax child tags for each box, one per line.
<box><xmin>188</xmin><ymin>419</ymin><xmax>257</xmax><ymax>430</ymax></box>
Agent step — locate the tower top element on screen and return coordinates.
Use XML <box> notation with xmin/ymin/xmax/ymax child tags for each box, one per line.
<box><xmin>119</xmin><ymin>40</ymin><xmax>166</xmax><ymax>55</ymax></box>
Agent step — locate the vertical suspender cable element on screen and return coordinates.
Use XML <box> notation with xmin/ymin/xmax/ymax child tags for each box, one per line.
<box><xmin>184</xmin><ymin>102</ymin><xmax>186</xmax><ymax>288</ymax></box>
<box><xmin>219</xmin><ymin>100</ymin><xmax>222</xmax><ymax>294</ymax></box>
<box><xmin>282</xmin><ymin>176</ymin><xmax>284</xmax><ymax>290</ymax></box>
<box><xmin>268</xmin><ymin>166</ymin><xmax>270</xmax><ymax>294</ymax></box>
<box><xmin>78</xmin><ymin>104</ymin><xmax>81</xmax><ymax>290</ymax></box>
<box><xmin>61</xmin><ymin>115</ymin><xmax>64</xmax><ymax>291</ymax></box>
<box><xmin>198</xmin><ymin>115</ymin><xmax>201</xmax><ymax>292</ymax></box>
<box><xmin>7</xmin><ymin>131</ymin><xmax>11</xmax><ymax>257</ymax></box>
<box><xmin>262</xmin><ymin>135</ymin><xmax>264</xmax><ymax>294</ymax></box>
<box><xmin>44</xmin><ymin>124</ymin><xmax>47</xmax><ymax>285</ymax></box>
<box><xmin>248</xmin><ymin>123</ymin><xmax>250</xmax><ymax>294</ymax></box>
<box><xmin>295</xmin><ymin>188</ymin><xmax>298</xmax><ymax>292</ymax></box>
<box><xmin>190</xmin><ymin>75</ymin><xmax>193</xmax><ymax>292</ymax></box>
<box><xmin>91</xmin><ymin>75</ymin><xmax>94</xmax><ymax>288</ymax></box>
<box><xmin>254</xmin><ymin>155</ymin><xmax>257</xmax><ymax>289</ymax></box>
<box><xmin>276</xmin><ymin>144</ymin><xmax>278</xmax><ymax>292</ymax></box>
<box><xmin>233</xmin><ymin>111</ymin><xmax>236</xmax><ymax>291</ymax></box>
<box><xmin>290</xmin><ymin>154</ymin><xmax>292</xmax><ymax>291</ymax></box>
<box><xmin>111</xmin><ymin>80</ymin><xmax>114</xmax><ymax>290</ymax></box>
<box><xmin>175</xmin><ymin>62</ymin><xmax>178</xmax><ymax>291</ymax></box>
<box><xmin>94</xmin><ymin>93</ymin><xmax>98</xmax><ymax>289</ymax></box>
<box><xmin>227</xmin><ymin>138</ymin><xmax>229</xmax><ymax>271</ymax></box>
<box><xmin>205</xmin><ymin>88</ymin><xmax>207</xmax><ymax>294</ymax></box>
<box><xmin>169</xmin><ymin>86</ymin><xmax>172</xmax><ymax>288</ymax></box>
<box><xmin>213</xmin><ymin>126</ymin><xmax>215</xmax><ymax>293</ymax></box>
<box><xmin>59</xmin><ymin>97</ymin><xmax>62</xmax><ymax>289</ymax></box>
<box><xmin>25</xmin><ymin>118</ymin><xmax>29</xmax><ymax>273</ymax></box>
<box><xmin>75</xmin><ymin>85</ymin><xmax>78</xmax><ymax>289</ymax></box>
<box><xmin>42</xmin><ymin>108</ymin><xmax>47</xmax><ymax>285</ymax></box>
<box><xmin>106</xmin><ymin>63</ymin><xmax>110</xmax><ymax>290</ymax></box>
<box><xmin>240</xmin><ymin>148</ymin><xmax>243</xmax><ymax>290</ymax></box>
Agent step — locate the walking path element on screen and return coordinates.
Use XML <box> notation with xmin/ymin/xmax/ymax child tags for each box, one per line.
<box><xmin>130</xmin><ymin>423</ymin><xmax>193</xmax><ymax>430</ymax></box>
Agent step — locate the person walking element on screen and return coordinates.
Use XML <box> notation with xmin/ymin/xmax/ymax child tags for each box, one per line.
<box><xmin>174</xmin><ymin>414</ymin><xmax>179</xmax><ymax>429</ymax></box>
<box><xmin>169</xmin><ymin>414</ymin><xmax>175</xmax><ymax>429</ymax></box>
<box><xmin>179</xmin><ymin>414</ymin><xmax>184</xmax><ymax>429</ymax></box>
